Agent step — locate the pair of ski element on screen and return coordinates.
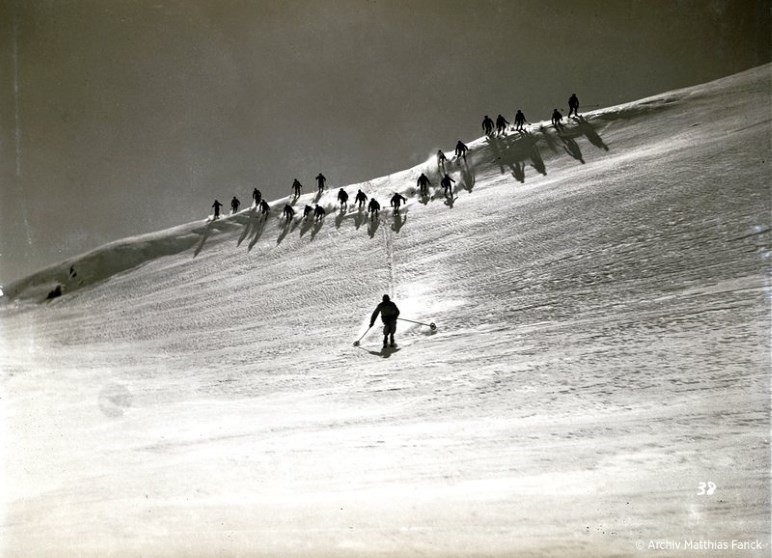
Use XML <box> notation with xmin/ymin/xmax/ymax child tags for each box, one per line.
<box><xmin>353</xmin><ymin>318</ymin><xmax>437</xmax><ymax>348</ymax></box>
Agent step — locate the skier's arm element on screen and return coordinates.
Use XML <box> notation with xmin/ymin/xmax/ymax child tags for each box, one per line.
<box><xmin>369</xmin><ymin>305</ymin><xmax>382</xmax><ymax>327</ymax></box>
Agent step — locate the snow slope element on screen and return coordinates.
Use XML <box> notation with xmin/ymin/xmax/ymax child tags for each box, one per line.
<box><xmin>1</xmin><ymin>65</ymin><xmax>770</xmax><ymax>557</ymax></box>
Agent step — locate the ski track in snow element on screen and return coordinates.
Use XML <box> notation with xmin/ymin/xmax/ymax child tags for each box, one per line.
<box><xmin>0</xmin><ymin>66</ymin><xmax>770</xmax><ymax>557</ymax></box>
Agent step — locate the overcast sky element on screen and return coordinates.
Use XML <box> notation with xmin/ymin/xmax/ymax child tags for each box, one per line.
<box><xmin>0</xmin><ymin>0</ymin><xmax>769</xmax><ymax>284</ymax></box>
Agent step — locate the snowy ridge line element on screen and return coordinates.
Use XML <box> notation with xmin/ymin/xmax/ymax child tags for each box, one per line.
<box><xmin>2</xmin><ymin>64</ymin><xmax>767</xmax><ymax>304</ymax></box>
<box><xmin>1</xmin><ymin>108</ymin><xmax>609</xmax><ymax>305</ymax></box>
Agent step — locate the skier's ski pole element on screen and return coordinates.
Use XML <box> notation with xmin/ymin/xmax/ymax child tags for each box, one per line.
<box><xmin>397</xmin><ymin>318</ymin><xmax>437</xmax><ymax>331</ymax></box>
<box><xmin>353</xmin><ymin>325</ymin><xmax>372</xmax><ymax>347</ymax></box>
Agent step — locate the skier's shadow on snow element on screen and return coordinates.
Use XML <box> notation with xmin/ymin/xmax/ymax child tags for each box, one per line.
<box><xmin>237</xmin><ymin>211</ymin><xmax>259</xmax><ymax>247</ymax></box>
<box><xmin>576</xmin><ymin>116</ymin><xmax>609</xmax><ymax>151</ymax></box>
<box><xmin>310</xmin><ymin>219</ymin><xmax>324</xmax><ymax>239</ymax></box>
<box><xmin>367</xmin><ymin>215</ymin><xmax>381</xmax><ymax>238</ymax></box>
<box><xmin>299</xmin><ymin>218</ymin><xmax>314</xmax><ymax>238</ymax></box>
<box><xmin>248</xmin><ymin>216</ymin><xmax>268</xmax><ymax>251</ymax></box>
<box><xmin>362</xmin><ymin>347</ymin><xmax>400</xmax><ymax>358</ymax></box>
<box><xmin>561</xmin><ymin>135</ymin><xmax>585</xmax><ymax>163</ymax></box>
<box><xmin>354</xmin><ymin>209</ymin><xmax>366</xmax><ymax>230</ymax></box>
<box><xmin>194</xmin><ymin>222</ymin><xmax>215</xmax><ymax>257</ymax></box>
<box><xmin>335</xmin><ymin>208</ymin><xmax>347</xmax><ymax>229</ymax></box>
<box><xmin>391</xmin><ymin>212</ymin><xmax>407</xmax><ymax>233</ymax></box>
<box><xmin>487</xmin><ymin>134</ymin><xmax>546</xmax><ymax>181</ymax></box>
<box><xmin>277</xmin><ymin>219</ymin><xmax>296</xmax><ymax>244</ymax></box>
<box><xmin>512</xmin><ymin>161</ymin><xmax>526</xmax><ymax>183</ymax></box>
<box><xmin>444</xmin><ymin>195</ymin><xmax>458</xmax><ymax>208</ymax></box>
<box><xmin>460</xmin><ymin>166</ymin><xmax>475</xmax><ymax>192</ymax></box>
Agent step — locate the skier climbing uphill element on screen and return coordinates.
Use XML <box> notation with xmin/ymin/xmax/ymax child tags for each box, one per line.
<box><xmin>369</xmin><ymin>294</ymin><xmax>401</xmax><ymax>349</ymax></box>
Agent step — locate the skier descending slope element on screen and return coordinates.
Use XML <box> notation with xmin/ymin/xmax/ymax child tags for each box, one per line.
<box><xmin>482</xmin><ymin>115</ymin><xmax>494</xmax><ymax>136</ymax></box>
<box><xmin>551</xmin><ymin>108</ymin><xmax>564</xmax><ymax>127</ymax></box>
<box><xmin>368</xmin><ymin>198</ymin><xmax>381</xmax><ymax>220</ymax></box>
<box><xmin>282</xmin><ymin>204</ymin><xmax>295</xmax><ymax>222</ymax></box>
<box><xmin>211</xmin><ymin>199</ymin><xmax>223</xmax><ymax>220</ymax></box>
<box><xmin>440</xmin><ymin>173</ymin><xmax>455</xmax><ymax>197</ymax></box>
<box><xmin>369</xmin><ymin>294</ymin><xmax>401</xmax><ymax>348</ymax></box>
<box><xmin>259</xmin><ymin>199</ymin><xmax>270</xmax><ymax>216</ymax></box>
<box><xmin>316</xmin><ymin>173</ymin><xmax>327</xmax><ymax>194</ymax></box>
<box><xmin>495</xmin><ymin>114</ymin><xmax>509</xmax><ymax>136</ymax></box>
<box><xmin>231</xmin><ymin>196</ymin><xmax>241</xmax><ymax>214</ymax></box>
<box><xmin>454</xmin><ymin>140</ymin><xmax>469</xmax><ymax>163</ymax></box>
<box><xmin>568</xmin><ymin>93</ymin><xmax>579</xmax><ymax>118</ymax></box>
<box><xmin>417</xmin><ymin>173</ymin><xmax>432</xmax><ymax>196</ymax></box>
<box><xmin>437</xmin><ymin>149</ymin><xmax>448</xmax><ymax>168</ymax></box>
<box><xmin>391</xmin><ymin>192</ymin><xmax>407</xmax><ymax>213</ymax></box>
<box><xmin>337</xmin><ymin>188</ymin><xmax>349</xmax><ymax>209</ymax></box>
<box><xmin>355</xmin><ymin>189</ymin><xmax>368</xmax><ymax>209</ymax></box>
<box><xmin>252</xmin><ymin>188</ymin><xmax>262</xmax><ymax>207</ymax></box>
<box><xmin>291</xmin><ymin>179</ymin><xmax>303</xmax><ymax>197</ymax></box>
<box><xmin>514</xmin><ymin>109</ymin><xmax>527</xmax><ymax>132</ymax></box>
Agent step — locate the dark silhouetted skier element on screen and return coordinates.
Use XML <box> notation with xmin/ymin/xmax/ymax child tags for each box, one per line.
<box><xmin>303</xmin><ymin>205</ymin><xmax>314</xmax><ymax>221</ymax></box>
<box><xmin>368</xmin><ymin>198</ymin><xmax>381</xmax><ymax>220</ymax></box>
<box><xmin>231</xmin><ymin>196</ymin><xmax>241</xmax><ymax>214</ymax></box>
<box><xmin>292</xmin><ymin>179</ymin><xmax>302</xmax><ymax>197</ymax></box>
<box><xmin>212</xmin><ymin>199</ymin><xmax>223</xmax><ymax>220</ymax></box>
<box><xmin>252</xmin><ymin>188</ymin><xmax>262</xmax><ymax>206</ymax></box>
<box><xmin>551</xmin><ymin>109</ymin><xmax>564</xmax><ymax>127</ymax></box>
<box><xmin>337</xmin><ymin>188</ymin><xmax>349</xmax><ymax>209</ymax></box>
<box><xmin>441</xmin><ymin>173</ymin><xmax>455</xmax><ymax>196</ymax></box>
<box><xmin>391</xmin><ymin>192</ymin><xmax>407</xmax><ymax>212</ymax></box>
<box><xmin>282</xmin><ymin>204</ymin><xmax>295</xmax><ymax>222</ymax></box>
<box><xmin>454</xmin><ymin>140</ymin><xmax>469</xmax><ymax>162</ymax></box>
<box><xmin>259</xmin><ymin>199</ymin><xmax>270</xmax><ymax>216</ymax></box>
<box><xmin>369</xmin><ymin>294</ymin><xmax>401</xmax><ymax>348</ymax></box>
<box><xmin>355</xmin><ymin>189</ymin><xmax>368</xmax><ymax>209</ymax></box>
<box><xmin>314</xmin><ymin>205</ymin><xmax>326</xmax><ymax>222</ymax></box>
<box><xmin>437</xmin><ymin>149</ymin><xmax>448</xmax><ymax>168</ymax></box>
<box><xmin>568</xmin><ymin>93</ymin><xmax>579</xmax><ymax>118</ymax></box>
<box><xmin>316</xmin><ymin>173</ymin><xmax>326</xmax><ymax>193</ymax></box>
<box><xmin>417</xmin><ymin>173</ymin><xmax>432</xmax><ymax>196</ymax></box>
<box><xmin>482</xmin><ymin>115</ymin><xmax>494</xmax><ymax>136</ymax></box>
<box><xmin>514</xmin><ymin>110</ymin><xmax>527</xmax><ymax>131</ymax></box>
<box><xmin>495</xmin><ymin>114</ymin><xmax>509</xmax><ymax>136</ymax></box>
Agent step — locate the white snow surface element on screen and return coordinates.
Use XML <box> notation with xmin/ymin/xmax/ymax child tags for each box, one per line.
<box><xmin>1</xmin><ymin>66</ymin><xmax>770</xmax><ymax>557</ymax></box>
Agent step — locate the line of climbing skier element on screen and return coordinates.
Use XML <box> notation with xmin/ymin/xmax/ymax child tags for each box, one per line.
<box><xmin>209</xmin><ymin>92</ymin><xmax>582</xmax><ymax>222</ymax></box>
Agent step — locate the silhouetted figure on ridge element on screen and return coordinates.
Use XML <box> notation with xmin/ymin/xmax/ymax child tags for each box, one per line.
<box><xmin>551</xmin><ymin>109</ymin><xmax>564</xmax><ymax>127</ymax></box>
<box><xmin>292</xmin><ymin>179</ymin><xmax>303</xmax><ymax>197</ymax></box>
<box><xmin>252</xmin><ymin>188</ymin><xmax>262</xmax><ymax>206</ymax></box>
<box><xmin>369</xmin><ymin>294</ymin><xmax>401</xmax><ymax>349</ymax></box>
<box><xmin>417</xmin><ymin>173</ymin><xmax>432</xmax><ymax>196</ymax></box>
<box><xmin>514</xmin><ymin>110</ymin><xmax>527</xmax><ymax>132</ymax></box>
<box><xmin>495</xmin><ymin>114</ymin><xmax>509</xmax><ymax>136</ymax></box>
<box><xmin>454</xmin><ymin>140</ymin><xmax>469</xmax><ymax>163</ymax></box>
<box><xmin>482</xmin><ymin>115</ymin><xmax>495</xmax><ymax>136</ymax></box>
<box><xmin>337</xmin><ymin>188</ymin><xmax>349</xmax><ymax>209</ymax></box>
<box><xmin>390</xmin><ymin>192</ymin><xmax>407</xmax><ymax>212</ymax></box>
<box><xmin>437</xmin><ymin>149</ymin><xmax>448</xmax><ymax>168</ymax></box>
<box><xmin>568</xmin><ymin>93</ymin><xmax>579</xmax><ymax>118</ymax></box>
<box><xmin>283</xmin><ymin>204</ymin><xmax>295</xmax><ymax>222</ymax></box>
<box><xmin>211</xmin><ymin>199</ymin><xmax>223</xmax><ymax>220</ymax></box>
<box><xmin>368</xmin><ymin>198</ymin><xmax>381</xmax><ymax>220</ymax></box>
<box><xmin>259</xmin><ymin>199</ymin><xmax>270</xmax><ymax>216</ymax></box>
<box><xmin>441</xmin><ymin>173</ymin><xmax>455</xmax><ymax>196</ymax></box>
<box><xmin>355</xmin><ymin>190</ymin><xmax>368</xmax><ymax>209</ymax></box>
<box><xmin>231</xmin><ymin>196</ymin><xmax>241</xmax><ymax>214</ymax></box>
<box><xmin>316</xmin><ymin>173</ymin><xmax>326</xmax><ymax>193</ymax></box>
<box><xmin>303</xmin><ymin>205</ymin><xmax>314</xmax><ymax>221</ymax></box>
<box><xmin>314</xmin><ymin>205</ymin><xmax>326</xmax><ymax>222</ymax></box>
